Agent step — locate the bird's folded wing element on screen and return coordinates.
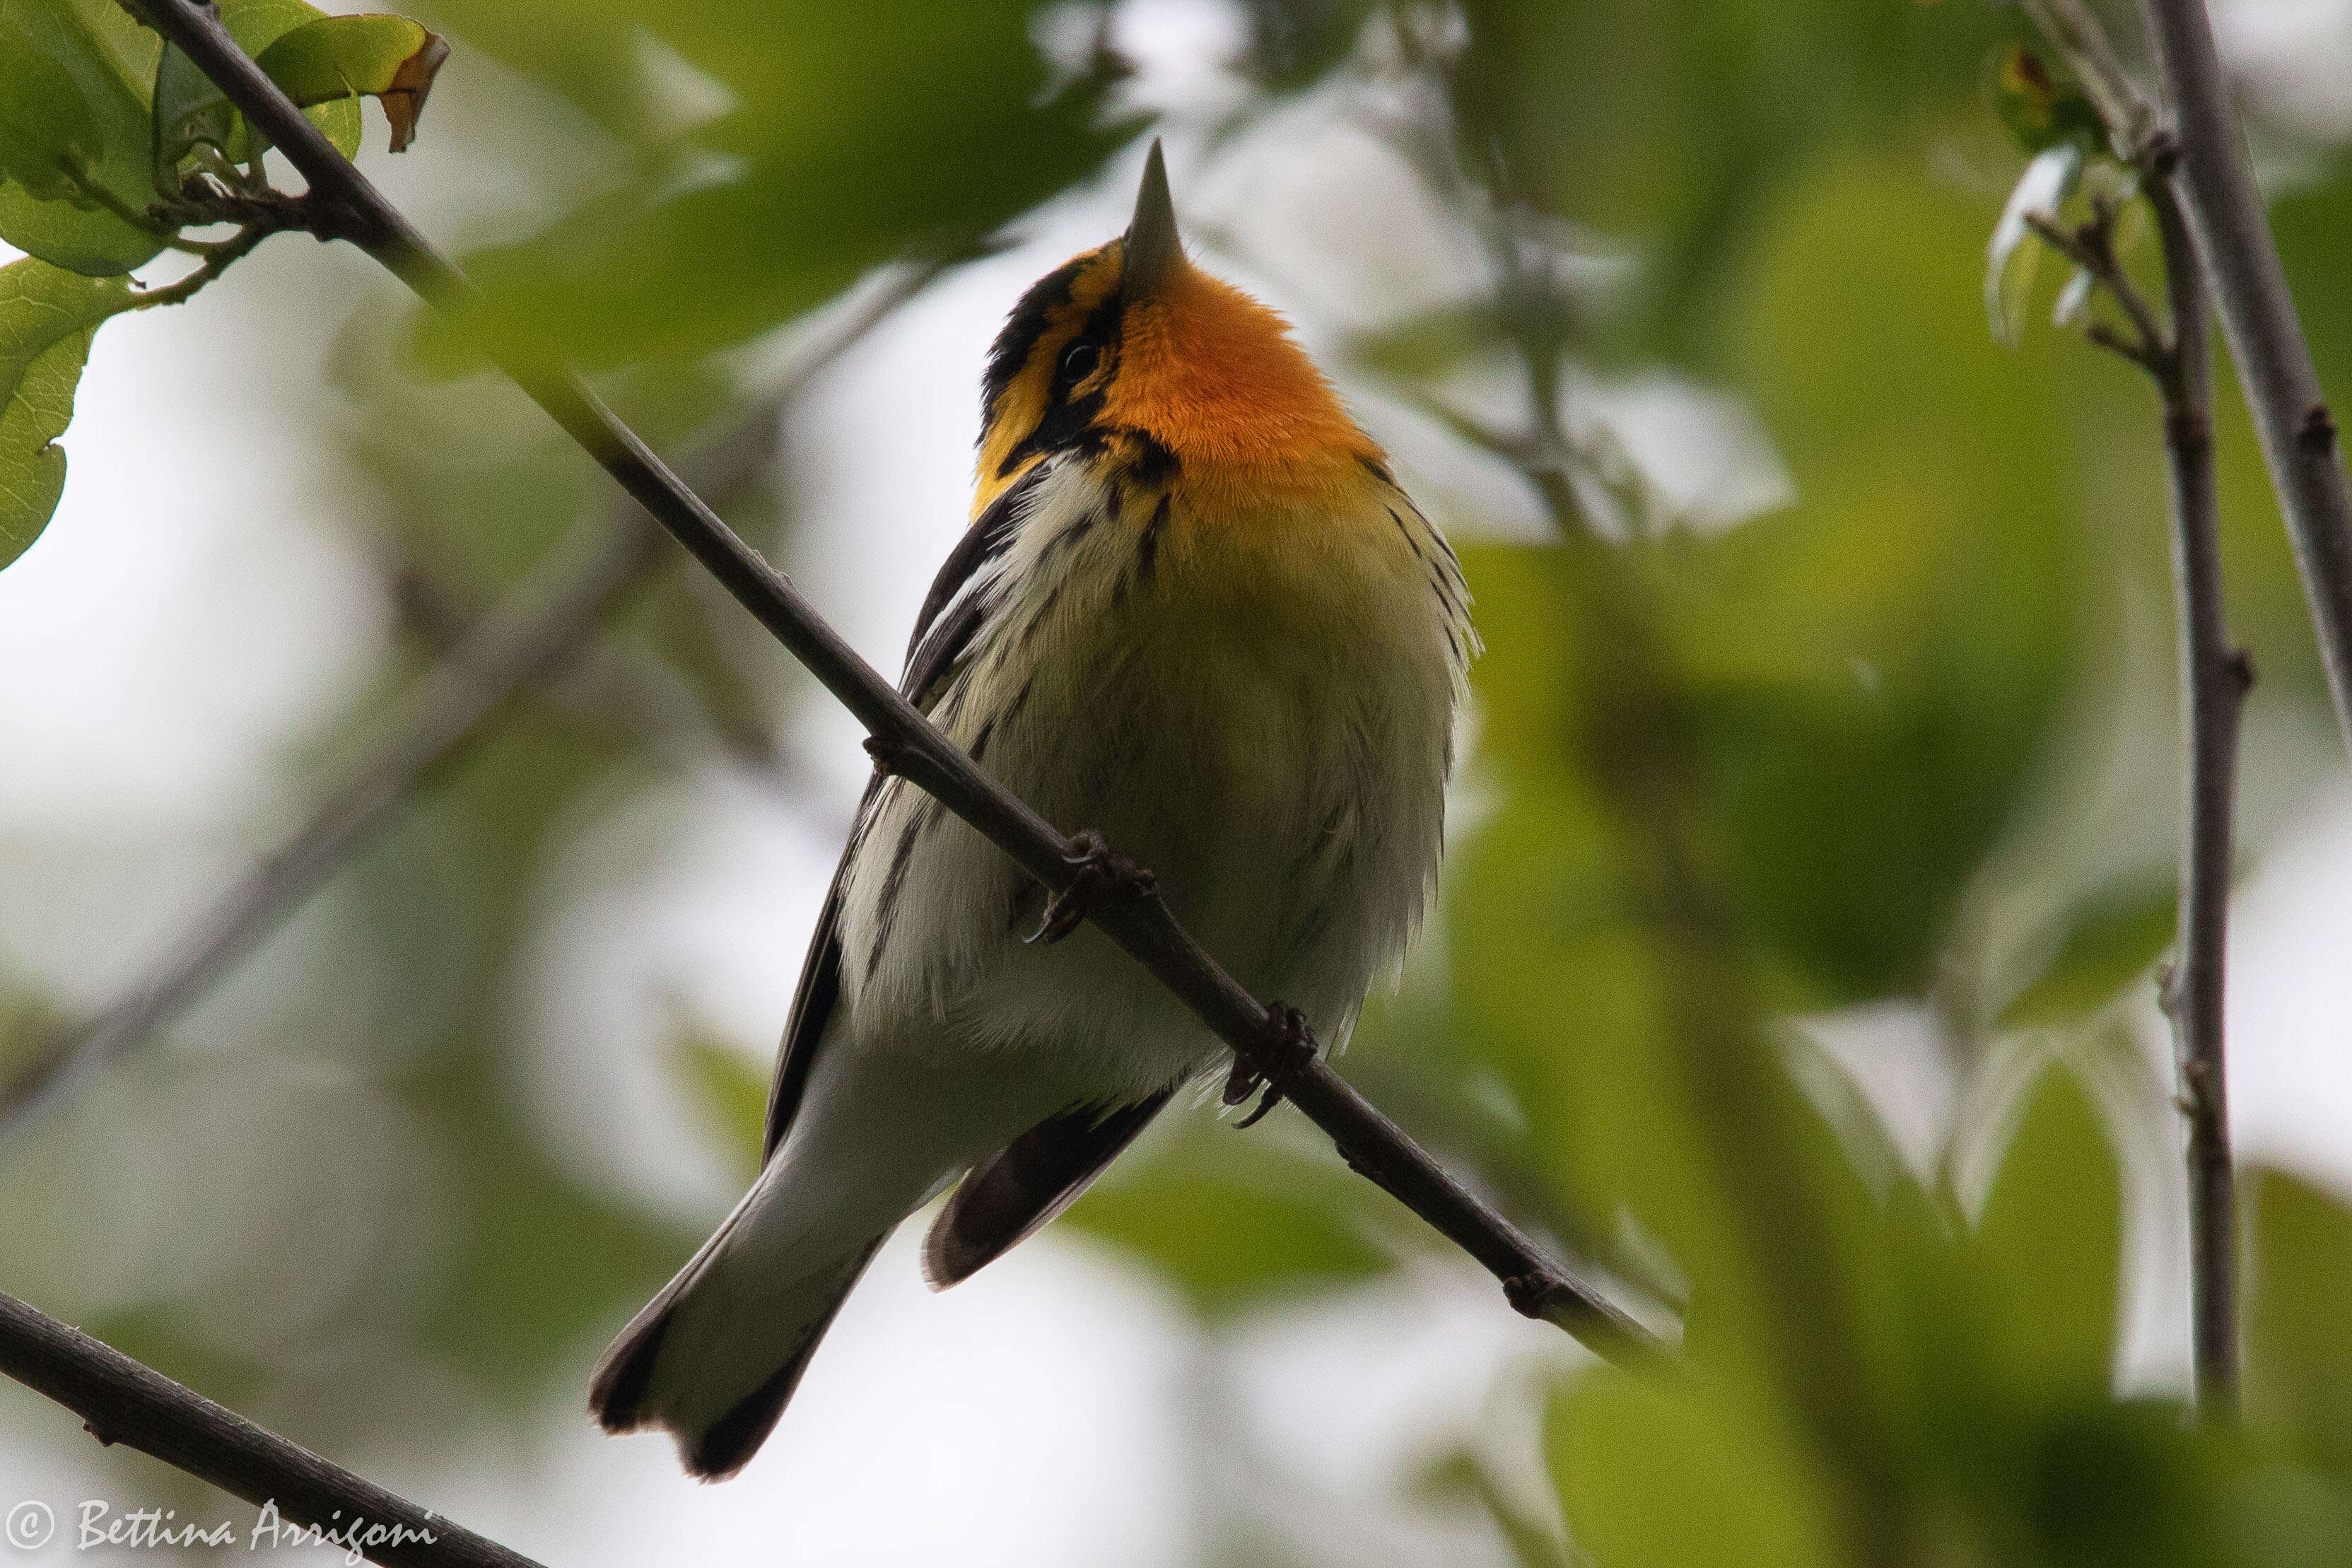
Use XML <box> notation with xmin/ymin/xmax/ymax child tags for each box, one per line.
<box><xmin>762</xmin><ymin>462</ymin><xmax>1053</xmax><ymax>1159</ymax></box>
<box><xmin>921</xmin><ymin>1090</ymin><xmax>1174</xmax><ymax>1288</ymax></box>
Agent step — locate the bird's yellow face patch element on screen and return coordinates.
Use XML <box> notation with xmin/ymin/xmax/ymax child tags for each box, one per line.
<box><xmin>974</xmin><ymin>238</ymin><xmax>1378</xmax><ymax>519</ymax></box>
<box><xmin>973</xmin><ymin>245</ymin><xmax>1126</xmax><ymax>515</ymax></box>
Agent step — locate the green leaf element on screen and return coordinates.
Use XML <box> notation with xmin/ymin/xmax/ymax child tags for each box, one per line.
<box><xmin>0</xmin><ymin>0</ymin><xmax>382</xmax><ymax>267</ymax></box>
<box><xmin>1548</xmin><ymin>1371</ymin><xmax>1841</xmax><ymax>1568</ymax></box>
<box><xmin>251</xmin><ymin>15</ymin><xmax>448</xmax><ymax>155</ymax></box>
<box><xmin>2247</xmin><ymin>1167</ymin><xmax>2352</xmax><ymax>1478</ymax></box>
<box><xmin>1991</xmin><ymin>45</ymin><xmax>2107</xmax><ymax>156</ymax></box>
<box><xmin>407</xmin><ymin>0</ymin><xmax>1126</xmax><ymax>368</ymax></box>
<box><xmin>0</xmin><ymin>182</ymin><xmax>153</xmax><ymax>277</ymax></box>
<box><xmin>151</xmin><ymin>40</ymin><xmax>238</xmax><ymax>176</ymax></box>
<box><xmin>1996</xmin><ymin>878</ymin><xmax>2175</xmax><ymax>1031</ymax></box>
<box><xmin>1064</xmin><ymin>1118</ymin><xmax>1389</xmax><ymax>1314</ymax></box>
<box><xmin>1680</xmin><ymin>150</ymin><xmax>2082</xmax><ymax>1000</ymax></box>
<box><xmin>0</xmin><ymin>0</ymin><xmax>166</xmax><ymax>274</ymax></box>
<box><xmin>669</xmin><ymin>1021</ymin><xmax>766</xmax><ymax>1182</ymax></box>
<box><xmin>1972</xmin><ymin>1061</ymin><xmax>2121</xmax><ymax>1395</ymax></box>
<box><xmin>199</xmin><ymin>2</ymin><xmax>381</xmax><ymax>163</ymax></box>
<box><xmin>0</xmin><ymin>255</ymin><xmax>129</xmax><ymax>570</ymax></box>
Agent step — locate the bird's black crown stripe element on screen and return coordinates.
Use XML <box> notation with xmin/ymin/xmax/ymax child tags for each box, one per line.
<box><xmin>981</xmin><ymin>252</ymin><xmax>1089</xmax><ymax>433</ymax></box>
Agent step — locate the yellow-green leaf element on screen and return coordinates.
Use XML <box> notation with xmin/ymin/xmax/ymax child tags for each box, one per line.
<box><xmin>1991</xmin><ymin>44</ymin><xmax>2107</xmax><ymax>156</ymax></box>
<box><xmin>0</xmin><ymin>0</ymin><xmax>167</xmax><ymax>274</ymax></box>
<box><xmin>669</xmin><ymin>1023</ymin><xmax>766</xmax><ymax>1181</ymax></box>
<box><xmin>1973</xmin><ymin>1062</ymin><xmax>2122</xmax><ymax>1393</ymax></box>
<box><xmin>151</xmin><ymin>40</ymin><xmax>238</xmax><ymax>175</ymax></box>
<box><xmin>218</xmin><ymin>0</ymin><xmax>353</xmax><ymax>154</ymax></box>
<box><xmin>1550</xmin><ymin>1371</ymin><xmax>1842</xmax><ymax>1568</ymax></box>
<box><xmin>0</xmin><ymin>256</ymin><xmax>129</xmax><ymax>569</ymax></box>
<box><xmin>1064</xmin><ymin>1117</ymin><xmax>1390</xmax><ymax>1314</ymax></box>
<box><xmin>251</xmin><ymin>15</ymin><xmax>447</xmax><ymax>154</ymax></box>
<box><xmin>1996</xmin><ymin>879</ymin><xmax>2175</xmax><ymax>1031</ymax></box>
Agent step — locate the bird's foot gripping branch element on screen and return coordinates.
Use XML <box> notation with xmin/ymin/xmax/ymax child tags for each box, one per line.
<box><xmin>1221</xmin><ymin>1002</ymin><xmax>1316</xmax><ymax>1130</ymax></box>
<box><xmin>1025</xmin><ymin>829</ymin><xmax>1158</xmax><ymax>947</ymax></box>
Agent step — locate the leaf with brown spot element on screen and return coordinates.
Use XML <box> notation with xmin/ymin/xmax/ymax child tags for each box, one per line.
<box><xmin>250</xmin><ymin>14</ymin><xmax>447</xmax><ymax>155</ymax></box>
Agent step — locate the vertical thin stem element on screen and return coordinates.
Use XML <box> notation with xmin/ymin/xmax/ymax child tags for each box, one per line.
<box><xmin>2025</xmin><ymin>0</ymin><xmax>2259</xmax><ymax>1429</ymax></box>
<box><xmin>2151</xmin><ymin>170</ymin><xmax>2245</xmax><ymax>1420</ymax></box>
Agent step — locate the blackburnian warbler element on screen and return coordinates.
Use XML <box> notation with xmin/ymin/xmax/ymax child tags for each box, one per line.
<box><xmin>590</xmin><ymin>141</ymin><xmax>1473</xmax><ymax>1480</ymax></box>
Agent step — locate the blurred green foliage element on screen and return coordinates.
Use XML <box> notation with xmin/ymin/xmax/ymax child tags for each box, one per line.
<box><xmin>404</xmin><ymin>0</ymin><xmax>1129</xmax><ymax>368</ymax></box>
<box><xmin>1690</xmin><ymin>149</ymin><xmax>2080</xmax><ymax>1000</ymax></box>
<box><xmin>1453</xmin><ymin>0</ymin><xmax>2018</xmax><ymax>363</ymax></box>
<box><xmin>7</xmin><ymin>1</ymin><xmax>2352</xmax><ymax>1564</ymax></box>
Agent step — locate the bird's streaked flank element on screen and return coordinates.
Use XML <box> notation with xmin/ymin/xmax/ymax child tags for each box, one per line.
<box><xmin>589</xmin><ymin>142</ymin><xmax>1474</xmax><ymax>1480</ymax></box>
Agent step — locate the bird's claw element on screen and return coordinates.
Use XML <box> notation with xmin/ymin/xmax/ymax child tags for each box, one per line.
<box><xmin>1026</xmin><ymin>829</ymin><xmax>1156</xmax><ymax>945</ymax></box>
<box><xmin>1223</xmin><ymin>1002</ymin><xmax>1316</xmax><ymax>1129</ymax></box>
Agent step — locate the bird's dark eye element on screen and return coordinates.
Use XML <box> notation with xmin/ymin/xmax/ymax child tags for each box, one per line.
<box><xmin>1060</xmin><ymin>342</ymin><xmax>1098</xmax><ymax>381</ymax></box>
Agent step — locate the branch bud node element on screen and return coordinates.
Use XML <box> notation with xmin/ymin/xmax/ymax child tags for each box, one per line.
<box><xmin>2299</xmin><ymin>404</ymin><xmax>2339</xmax><ymax>457</ymax></box>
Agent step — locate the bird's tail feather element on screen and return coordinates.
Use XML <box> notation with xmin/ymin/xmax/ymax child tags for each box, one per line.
<box><xmin>587</xmin><ymin>1190</ymin><xmax>883</xmax><ymax>1481</ymax></box>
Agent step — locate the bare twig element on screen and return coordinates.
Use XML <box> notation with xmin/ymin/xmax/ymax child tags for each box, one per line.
<box><xmin>117</xmin><ymin>223</ymin><xmax>275</xmax><ymax>311</ymax></box>
<box><xmin>0</xmin><ymin>1289</ymin><xmax>546</xmax><ymax>1568</ymax></box>
<box><xmin>2141</xmin><ymin>0</ymin><xmax>2352</xmax><ymax>758</ymax></box>
<box><xmin>2023</xmin><ymin>199</ymin><xmax>2171</xmax><ymax>363</ymax></box>
<box><xmin>2147</xmin><ymin>168</ymin><xmax>2245</xmax><ymax>1421</ymax></box>
<box><xmin>128</xmin><ymin>0</ymin><xmax>1664</xmax><ymax>1368</ymax></box>
<box><xmin>2015</xmin><ymin>0</ymin><xmax>2249</xmax><ymax>1411</ymax></box>
<box><xmin>384</xmin><ymin>544</ymin><xmax>814</xmax><ymax>801</ymax></box>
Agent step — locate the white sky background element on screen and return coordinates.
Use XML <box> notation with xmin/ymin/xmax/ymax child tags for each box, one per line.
<box><xmin>4</xmin><ymin>0</ymin><xmax>2352</xmax><ymax>1562</ymax></box>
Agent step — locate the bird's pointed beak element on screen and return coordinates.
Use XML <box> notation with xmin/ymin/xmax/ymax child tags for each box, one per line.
<box><xmin>1123</xmin><ymin>139</ymin><xmax>1183</xmax><ymax>301</ymax></box>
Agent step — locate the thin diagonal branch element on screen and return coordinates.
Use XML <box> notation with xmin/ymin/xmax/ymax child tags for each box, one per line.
<box><xmin>0</xmin><ymin>496</ymin><xmax>659</xmax><ymax>1142</ymax></box>
<box><xmin>383</xmin><ymin>544</ymin><xmax>816</xmax><ymax>802</ymax></box>
<box><xmin>0</xmin><ymin>1289</ymin><xmax>546</xmax><ymax>1568</ymax></box>
<box><xmin>127</xmin><ymin>0</ymin><xmax>1666</xmax><ymax>1369</ymax></box>
<box><xmin>2141</xmin><ymin>0</ymin><xmax>2352</xmax><ymax>759</ymax></box>
<box><xmin>0</xmin><ymin>257</ymin><xmax>932</xmax><ymax>1142</ymax></box>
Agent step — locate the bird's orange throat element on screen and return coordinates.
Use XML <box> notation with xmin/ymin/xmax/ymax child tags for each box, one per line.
<box><xmin>1104</xmin><ymin>265</ymin><xmax>1375</xmax><ymax>487</ymax></box>
<box><xmin>969</xmin><ymin>245</ymin><xmax>1385</xmax><ymax>521</ymax></box>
